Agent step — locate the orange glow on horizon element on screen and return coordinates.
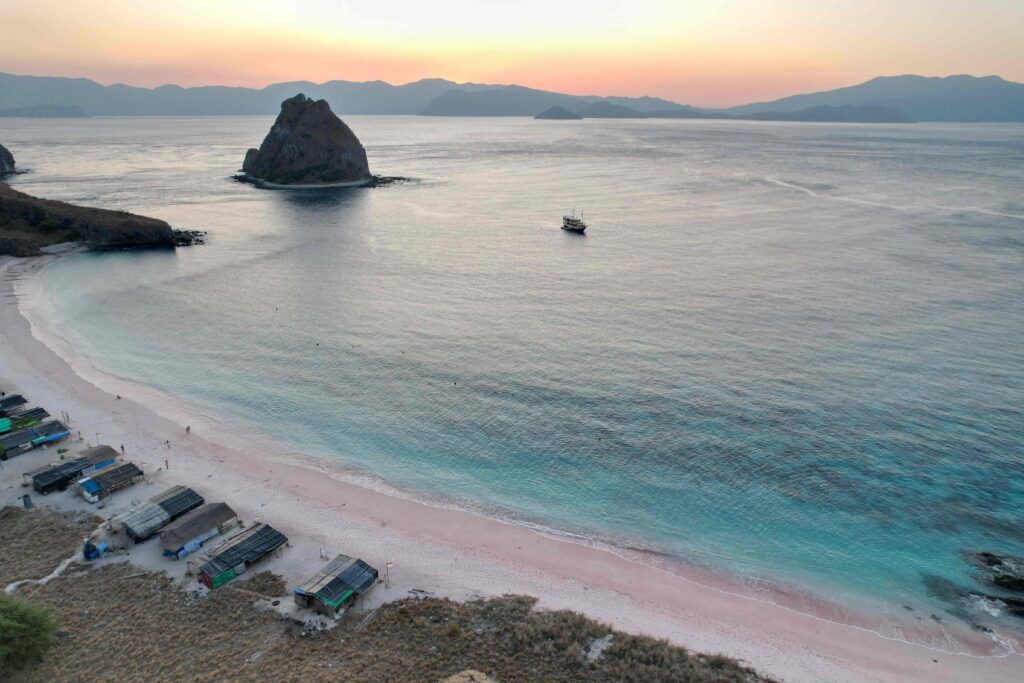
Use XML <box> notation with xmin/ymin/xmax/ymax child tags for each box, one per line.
<box><xmin>2</xmin><ymin>0</ymin><xmax>1022</xmax><ymax>107</ymax></box>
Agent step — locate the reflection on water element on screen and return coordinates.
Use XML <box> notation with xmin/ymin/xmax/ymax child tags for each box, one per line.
<box><xmin>6</xmin><ymin>115</ymin><xmax>1024</xmax><ymax>650</ymax></box>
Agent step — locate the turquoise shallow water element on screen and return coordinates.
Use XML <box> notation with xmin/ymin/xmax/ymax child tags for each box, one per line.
<box><xmin>4</xmin><ymin>115</ymin><xmax>1024</xmax><ymax>649</ymax></box>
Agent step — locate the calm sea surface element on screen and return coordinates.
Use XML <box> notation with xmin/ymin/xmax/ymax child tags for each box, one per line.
<box><xmin>4</xmin><ymin>115</ymin><xmax>1023</xmax><ymax>649</ymax></box>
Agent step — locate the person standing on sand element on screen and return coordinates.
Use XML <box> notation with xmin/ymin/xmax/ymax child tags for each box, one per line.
<box><xmin>186</xmin><ymin>425</ymin><xmax>191</xmax><ymax>436</ymax></box>
<box><xmin>120</xmin><ymin>443</ymin><xmax>125</xmax><ymax>455</ymax></box>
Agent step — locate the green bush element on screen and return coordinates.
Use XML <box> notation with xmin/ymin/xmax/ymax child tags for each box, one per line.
<box><xmin>0</xmin><ymin>594</ymin><xmax>56</xmax><ymax>675</ymax></box>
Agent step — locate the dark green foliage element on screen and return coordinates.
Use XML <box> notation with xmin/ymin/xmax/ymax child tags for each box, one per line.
<box><xmin>0</xmin><ymin>594</ymin><xmax>56</xmax><ymax>676</ymax></box>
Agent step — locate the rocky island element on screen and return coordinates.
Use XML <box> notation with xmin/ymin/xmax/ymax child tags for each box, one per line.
<box><xmin>240</xmin><ymin>94</ymin><xmax>372</xmax><ymax>188</ymax></box>
<box><xmin>534</xmin><ymin>105</ymin><xmax>583</xmax><ymax>120</ymax></box>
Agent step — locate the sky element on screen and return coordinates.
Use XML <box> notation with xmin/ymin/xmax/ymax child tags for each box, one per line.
<box><xmin>2</xmin><ymin>0</ymin><xmax>1022</xmax><ymax>106</ymax></box>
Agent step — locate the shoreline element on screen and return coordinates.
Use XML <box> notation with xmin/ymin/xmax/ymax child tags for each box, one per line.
<box><xmin>232</xmin><ymin>173</ymin><xmax>373</xmax><ymax>190</ymax></box>
<box><xmin>2</xmin><ymin>254</ymin><xmax>1022</xmax><ymax>681</ymax></box>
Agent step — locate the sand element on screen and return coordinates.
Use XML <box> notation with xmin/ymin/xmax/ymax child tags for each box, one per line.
<box><xmin>1</xmin><ymin>254</ymin><xmax>1021</xmax><ymax>682</ymax></box>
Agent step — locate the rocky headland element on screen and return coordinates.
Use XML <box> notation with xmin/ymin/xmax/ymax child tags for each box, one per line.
<box><xmin>0</xmin><ymin>181</ymin><xmax>202</xmax><ymax>256</ymax></box>
<box><xmin>240</xmin><ymin>94</ymin><xmax>372</xmax><ymax>188</ymax></box>
<box><xmin>0</xmin><ymin>143</ymin><xmax>15</xmax><ymax>176</ymax></box>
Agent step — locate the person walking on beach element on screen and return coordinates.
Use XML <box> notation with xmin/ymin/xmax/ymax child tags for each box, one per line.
<box><xmin>165</xmin><ymin>439</ymin><xmax>171</xmax><ymax>448</ymax></box>
<box><xmin>185</xmin><ymin>425</ymin><xmax>191</xmax><ymax>436</ymax></box>
<box><xmin>120</xmin><ymin>443</ymin><xmax>125</xmax><ymax>456</ymax></box>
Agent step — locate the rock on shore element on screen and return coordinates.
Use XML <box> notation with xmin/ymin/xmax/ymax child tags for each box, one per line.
<box><xmin>0</xmin><ymin>143</ymin><xmax>15</xmax><ymax>176</ymax></box>
<box><xmin>241</xmin><ymin>94</ymin><xmax>371</xmax><ymax>187</ymax></box>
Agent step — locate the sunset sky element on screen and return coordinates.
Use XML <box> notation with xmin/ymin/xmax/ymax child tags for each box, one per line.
<box><xmin>2</xmin><ymin>0</ymin><xmax>1022</xmax><ymax>106</ymax></box>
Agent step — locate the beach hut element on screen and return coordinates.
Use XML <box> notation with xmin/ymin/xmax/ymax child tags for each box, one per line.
<box><xmin>0</xmin><ymin>407</ymin><xmax>50</xmax><ymax>434</ymax></box>
<box><xmin>293</xmin><ymin>554</ymin><xmax>378</xmax><ymax>618</ymax></box>
<box><xmin>32</xmin><ymin>458</ymin><xmax>93</xmax><ymax>494</ymax></box>
<box><xmin>0</xmin><ymin>420</ymin><xmax>70</xmax><ymax>460</ymax></box>
<box><xmin>76</xmin><ymin>445</ymin><xmax>119</xmax><ymax>476</ymax></box>
<box><xmin>30</xmin><ymin>420</ymin><xmax>71</xmax><ymax>447</ymax></box>
<box><xmin>0</xmin><ymin>426</ymin><xmax>39</xmax><ymax>460</ymax></box>
<box><xmin>0</xmin><ymin>394</ymin><xmax>27</xmax><ymax>416</ymax></box>
<box><xmin>159</xmin><ymin>502</ymin><xmax>238</xmax><ymax>559</ymax></box>
<box><xmin>120</xmin><ymin>485</ymin><xmax>205</xmax><ymax>541</ymax></box>
<box><xmin>197</xmin><ymin>523</ymin><xmax>287</xmax><ymax>589</ymax></box>
<box><xmin>78</xmin><ymin>462</ymin><xmax>144</xmax><ymax>503</ymax></box>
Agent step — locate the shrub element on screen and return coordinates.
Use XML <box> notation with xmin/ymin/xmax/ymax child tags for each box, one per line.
<box><xmin>0</xmin><ymin>594</ymin><xmax>56</xmax><ymax>676</ymax></box>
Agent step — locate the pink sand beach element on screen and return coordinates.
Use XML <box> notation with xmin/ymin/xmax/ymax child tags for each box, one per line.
<box><xmin>2</xmin><ymin>254</ymin><xmax>1021</xmax><ymax>682</ymax></box>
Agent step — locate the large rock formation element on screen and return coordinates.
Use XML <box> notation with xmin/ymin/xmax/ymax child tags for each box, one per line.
<box><xmin>0</xmin><ymin>144</ymin><xmax>14</xmax><ymax>176</ymax></box>
<box><xmin>0</xmin><ymin>182</ymin><xmax>185</xmax><ymax>256</ymax></box>
<box><xmin>242</xmin><ymin>94</ymin><xmax>371</xmax><ymax>187</ymax></box>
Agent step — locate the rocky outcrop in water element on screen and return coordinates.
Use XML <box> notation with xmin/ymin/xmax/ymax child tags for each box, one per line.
<box><xmin>0</xmin><ymin>182</ymin><xmax>200</xmax><ymax>256</ymax></box>
<box><xmin>973</xmin><ymin>552</ymin><xmax>1024</xmax><ymax>593</ymax></box>
<box><xmin>0</xmin><ymin>144</ymin><xmax>15</xmax><ymax>176</ymax></box>
<box><xmin>241</xmin><ymin>94</ymin><xmax>371</xmax><ymax>187</ymax></box>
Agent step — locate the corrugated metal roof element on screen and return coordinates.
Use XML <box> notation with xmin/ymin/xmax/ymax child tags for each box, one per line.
<box><xmin>0</xmin><ymin>427</ymin><xmax>36</xmax><ymax>450</ymax></box>
<box><xmin>296</xmin><ymin>555</ymin><xmax>378</xmax><ymax>607</ymax></box>
<box><xmin>296</xmin><ymin>554</ymin><xmax>352</xmax><ymax>595</ymax></box>
<box><xmin>0</xmin><ymin>394</ymin><xmax>26</xmax><ymax>410</ymax></box>
<box><xmin>199</xmin><ymin>523</ymin><xmax>287</xmax><ymax>577</ymax></box>
<box><xmin>33</xmin><ymin>421</ymin><xmax>68</xmax><ymax>437</ymax></box>
<box><xmin>121</xmin><ymin>485</ymin><xmax>204</xmax><ymax>540</ymax></box>
<box><xmin>84</xmin><ymin>462</ymin><xmax>143</xmax><ymax>491</ymax></box>
<box><xmin>151</xmin><ymin>485</ymin><xmax>204</xmax><ymax>519</ymax></box>
<box><xmin>13</xmin><ymin>407</ymin><xmax>49</xmax><ymax>423</ymax></box>
<box><xmin>122</xmin><ymin>503</ymin><xmax>170</xmax><ymax>539</ymax></box>
<box><xmin>33</xmin><ymin>458</ymin><xmax>89</xmax><ymax>490</ymax></box>
<box><xmin>160</xmin><ymin>503</ymin><xmax>237</xmax><ymax>550</ymax></box>
<box><xmin>316</xmin><ymin>559</ymin><xmax>377</xmax><ymax>606</ymax></box>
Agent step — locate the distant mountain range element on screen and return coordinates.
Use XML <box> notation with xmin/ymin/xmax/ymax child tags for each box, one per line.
<box><xmin>725</xmin><ymin>75</ymin><xmax>1024</xmax><ymax>122</ymax></box>
<box><xmin>0</xmin><ymin>72</ymin><xmax>1021</xmax><ymax>122</ymax></box>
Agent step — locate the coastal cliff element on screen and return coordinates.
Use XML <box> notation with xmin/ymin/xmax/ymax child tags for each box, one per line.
<box><xmin>0</xmin><ymin>181</ymin><xmax>193</xmax><ymax>256</ymax></box>
<box><xmin>241</xmin><ymin>94</ymin><xmax>371</xmax><ymax>187</ymax></box>
<box><xmin>0</xmin><ymin>143</ymin><xmax>15</xmax><ymax>176</ymax></box>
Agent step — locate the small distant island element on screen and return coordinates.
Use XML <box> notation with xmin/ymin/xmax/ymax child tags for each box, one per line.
<box><xmin>240</xmin><ymin>94</ymin><xmax>372</xmax><ymax>188</ymax></box>
<box><xmin>0</xmin><ymin>104</ymin><xmax>88</xmax><ymax>118</ymax></box>
<box><xmin>534</xmin><ymin>105</ymin><xmax>582</xmax><ymax>120</ymax></box>
<box><xmin>531</xmin><ymin>100</ymin><xmax>914</xmax><ymax>123</ymax></box>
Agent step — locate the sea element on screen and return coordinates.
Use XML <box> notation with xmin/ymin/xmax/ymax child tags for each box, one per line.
<box><xmin>3</xmin><ymin>115</ymin><xmax>1023</xmax><ymax>653</ymax></box>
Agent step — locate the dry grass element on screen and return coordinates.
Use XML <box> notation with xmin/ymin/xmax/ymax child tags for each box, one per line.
<box><xmin>5</xmin><ymin>509</ymin><xmax>772</xmax><ymax>682</ymax></box>
<box><xmin>0</xmin><ymin>506</ymin><xmax>99</xmax><ymax>586</ymax></box>
<box><xmin>236</xmin><ymin>571</ymin><xmax>288</xmax><ymax>597</ymax></box>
